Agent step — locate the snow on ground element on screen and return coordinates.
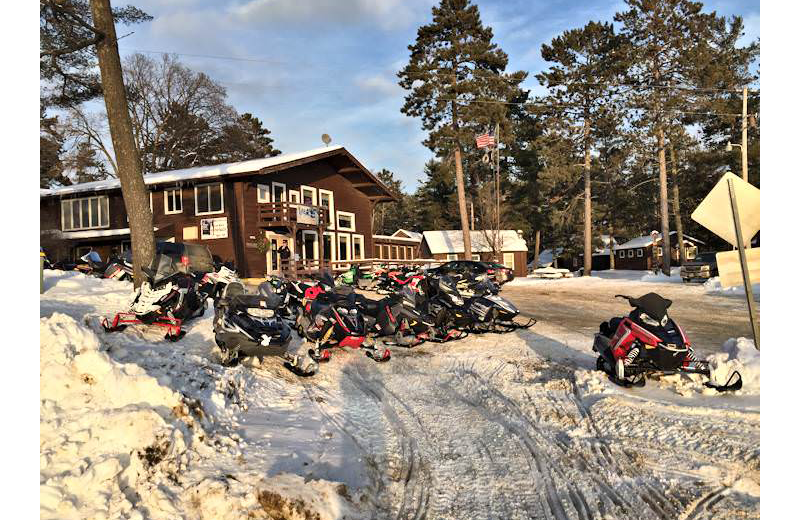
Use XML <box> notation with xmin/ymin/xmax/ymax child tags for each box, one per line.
<box><xmin>41</xmin><ymin>270</ymin><xmax>760</xmax><ymax>519</ymax></box>
<box><xmin>510</xmin><ymin>269</ymin><xmax>761</xmax><ymax>302</ymax></box>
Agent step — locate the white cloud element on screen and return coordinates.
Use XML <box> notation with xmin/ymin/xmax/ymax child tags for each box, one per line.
<box><xmin>354</xmin><ymin>73</ymin><xmax>401</xmax><ymax>97</ymax></box>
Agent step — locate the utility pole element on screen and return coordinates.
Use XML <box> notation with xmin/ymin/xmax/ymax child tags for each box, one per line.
<box><xmin>494</xmin><ymin>122</ymin><xmax>501</xmax><ymax>261</ymax></box>
<box><xmin>741</xmin><ymin>87</ymin><xmax>748</xmax><ymax>183</ymax></box>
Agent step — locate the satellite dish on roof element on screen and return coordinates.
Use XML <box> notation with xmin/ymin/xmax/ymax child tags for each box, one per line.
<box><xmin>321</xmin><ymin>134</ymin><xmax>331</xmax><ymax>146</ymax></box>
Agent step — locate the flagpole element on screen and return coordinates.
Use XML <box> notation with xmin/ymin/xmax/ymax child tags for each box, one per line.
<box><xmin>495</xmin><ymin>122</ymin><xmax>501</xmax><ymax>261</ymax></box>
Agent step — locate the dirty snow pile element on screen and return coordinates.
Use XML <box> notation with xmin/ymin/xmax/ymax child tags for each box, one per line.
<box><xmin>704</xmin><ymin>276</ymin><xmax>761</xmax><ymax>300</ymax></box>
<box><xmin>40</xmin><ymin>271</ymin><xmax>359</xmax><ymax>520</ymax></box>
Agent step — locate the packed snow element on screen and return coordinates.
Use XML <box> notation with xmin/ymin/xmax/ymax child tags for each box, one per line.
<box><xmin>41</xmin><ymin>270</ymin><xmax>760</xmax><ymax>519</ymax></box>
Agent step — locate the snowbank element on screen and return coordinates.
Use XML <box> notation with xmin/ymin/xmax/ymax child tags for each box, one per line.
<box><xmin>638</xmin><ymin>267</ymin><xmax>683</xmax><ymax>283</ymax></box>
<box><xmin>707</xmin><ymin>337</ymin><xmax>760</xmax><ymax>394</ymax></box>
<box><xmin>704</xmin><ymin>276</ymin><xmax>761</xmax><ymax>301</ymax></box>
<box><xmin>39</xmin><ymin>303</ymin><xmax>357</xmax><ymax>519</ymax></box>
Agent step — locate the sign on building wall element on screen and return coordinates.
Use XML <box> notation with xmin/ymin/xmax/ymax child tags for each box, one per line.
<box><xmin>297</xmin><ymin>205</ymin><xmax>319</xmax><ymax>225</ymax></box>
<box><xmin>183</xmin><ymin>226</ymin><xmax>198</xmax><ymax>240</ymax></box>
<box><xmin>200</xmin><ymin>217</ymin><xmax>228</xmax><ymax>240</ymax></box>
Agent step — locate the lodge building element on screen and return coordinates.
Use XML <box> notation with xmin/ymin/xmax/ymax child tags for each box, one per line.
<box><xmin>40</xmin><ymin>146</ymin><xmax>395</xmax><ymax>278</ymax></box>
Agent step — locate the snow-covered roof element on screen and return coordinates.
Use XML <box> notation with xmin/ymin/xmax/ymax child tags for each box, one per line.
<box><xmin>41</xmin><ymin>146</ymin><xmax>345</xmax><ymax>198</ymax></box>
<box><xmin>423</xmin><ymin>230</ymin><xmax>527</xmax><ymax>254</ymax></box>
<box><xmin>392</xmin><ymin>229</ymin><xmax>423</xmax><ymax>241</ymax></box>
<box><xmin>53</xmin><ymin>227</ymin><xmax>161</xmax><ymax>239</ymax></box>
<box><xmin>372</xmin><ymin>234</ymin><xmax>421</xmax><ymax>243</ymax></box>
<box><xmin>528</xmin><ymin>247</ymin><xmax>563</xmax><ymax>268</ymax></box>
<box><xmin>616</xmin><ymin>231</ymin><xmax>706</xmax><ymax>250</ymax></box>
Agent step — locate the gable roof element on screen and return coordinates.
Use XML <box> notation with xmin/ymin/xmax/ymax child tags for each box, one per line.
<box><xmin>422</xmin><ymin>230</ymin><xmax>527</xmax><ymax>255</ymax></box>
<box><xmin>40</xmin><ymin>145</ymin><xmax>396</xmax><ymax>202</ymax></box>
<box><xmin>616</xmin><ymin>231</ymin><xmax>706</xmax><ymax>250</ymax></box>
<box><xmin>392</xmin><ymin>229</ymin><xmax>423</xmax><ymax>241</ymax></box>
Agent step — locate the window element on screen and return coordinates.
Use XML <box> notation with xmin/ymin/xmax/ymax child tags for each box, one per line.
<box><xmin>61</xmin><ymin>195</ymin><xmax>109</xmax><ymax>231</ymax></box>
<box><xmin>300</xmin><ymin>185</ymin><xmax>317</xmax><ymax>206</ymax></box>
<box><xmin>322</xmin><ymin>232</ymin><xmax>336</xmax><ymax>262</ymax></box>
<box><xmin>336</xmin><ymin>211</ymin><xmax>355</xmax><ymax>231</ymax></box>
<box><xmin>406</xmin><ymin>246</ymin><xmax>413</xmax><ymax>259</ymax></box>
<box><xmin>352</xmin><ymin>234</ymin><xmax>364</xmax><ymax>260</ymax></box>
<box><xmin>472</xmin><ymin>254</ymin><xmax>480</xmax><ymax>261</ymax></box>
<box><xmin>288</xmin><ymin>190</ymin><xmax>300</xmax><ymax>205</ymax></box>
<box><xmin>618</xmin><ymin>250</ymin><xmax>625</xmax><ymax>259</ymax></box>
<box><xmin>382</xmin><ymin>245</ymin><xmax>390</xmax><ymax>259</ymax></box>
<box><xmin>627</xmin><ymin>250</ymin><xmax>634</xmax><ymax>258</ymax></box>
<box><xmin>503</xmin><ymin>252</ymin><xmax>515</xmax><ymax>270</ymax></box>
<box><xmin>195</xmin><ymin>183</ymin><xmax>223</xmax><ymax>215</ymax></box>
<box><xmin>164</xmin><ymin>188</ymin><xmax>182</xmax><ymax>214</ymax></box>
<box><xmin>636</xmin><ymin>248</ymin><xmax>643</xmax><ymax>257</ymax></box>
<box><xmin>319</xmin><ymin>189</ymin><xmax>335</xmax><ymax>229</ymax></box>
<box><xmin>271</xmin><ymin>182</ymin><xmax>286</xmax><ymax>203</ymax></box>
<box><xmin>391</xmin><ymin>245</ymin><xmax>398</xmax><ymax>259</ymax></box>
<box><xmin>685</xmin><ymin>246</ymin><xmax>697</xmax><ymax>260</ymax></box>
<box><xmin>257</xmin><ymin>184</ymin><xmax>270</xmax><ymax>203</ymax></box>
<box><xmin>338</xmin><ymin>234</ymin><xmax>351</xmax><ymax>263</ymax></box>
<box><xmin>656</xmin><ymin>246</ymin><xmax>664</xmax><ymax>257</ymax></box>
<box><xmin>447</xmin><ymin>253</ymin><xmax>458</xmax><ymax>261</ymax></box>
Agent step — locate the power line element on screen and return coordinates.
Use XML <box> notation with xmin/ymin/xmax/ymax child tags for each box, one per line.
<box><xmin>120</xmin><ymin>47</ymin><xmax>289</xmax><ymax>65</ymax></box>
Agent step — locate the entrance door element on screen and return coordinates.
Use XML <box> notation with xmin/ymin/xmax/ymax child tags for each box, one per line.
<box><xmin>265</xmin><ymin>232</ymin><xmax>293</xmax><ymax>275</ymax></box>
<box><xmin>301</xmin><ymin>230</ymin><xmax>319</xmax><ymax>269</ymax></box>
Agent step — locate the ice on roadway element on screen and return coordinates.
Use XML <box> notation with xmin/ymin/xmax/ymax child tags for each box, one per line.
<box><xmin>40</xmin><ymin>269</ymin><xmax>760</xmax><ymax>519</ymax></box>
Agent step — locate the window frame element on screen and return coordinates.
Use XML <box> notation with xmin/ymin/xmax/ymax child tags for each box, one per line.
<box><xmin>163</xmin><ymin>187</ymin><xmax>183</xmax><ymax>215</ymax></box>
<box><xmin>337</xmin><ymin>233</ymin><xmax>351</xmax><ymax>266</ymax></box>
<box><xmin>61</xmin><ymin>195</ymin><xmax>110</xmax><ymax>231</ymax></box>
<box><xmin>447</xmin><ymin>253</ymin><xmax>458</xmax><ymax>261</ymax></box>
<box><xmin>322</xmin><ymin>231</ymin><xmax>337</xmax><ymax>262</ymax></box>
<box><xmin>636</xmin><ymin>248</ymin><xmax>643</xmax><ymax>258</ymax></box>
<box><xmin>627</xmin><ymin>249</ymin><xmax>634</xmax><ymax>258</ymax></box>
<box><xmin>288</xmin><ymin>189</ymin><xmax>300</xmax><ymax>206</ymax></box>
<box><xmin>194</xmin><ymin>183</ymin><xmax>224</xmax><ymax>216</ymax></box>
<box><xmin>336</xmin><ymin>210</ymin><xmax>356</xmax><ymax>232</ymax></box>
<box><xmin>257</xmin><ymin>184</ymin><xmax>270</xmax><ymax>203</ymax></box>
<box><xmin>351</xmin><ymin>234</ymin><xmax>365</xmax><ymax>261</ymax></box>
<box><xmin>318</xmin><ymin>189</ymin><xmax>335</xmax><ymax>230</ymax></box>
<box><xmin>271</xmin><ymin>182</ymin><xmax>286</xmax><ymax>203</ymax></box>
<box><xmin>300</xmin><ymin>185</ymin><xmax>317</xmax><ymax>206</ymax></box>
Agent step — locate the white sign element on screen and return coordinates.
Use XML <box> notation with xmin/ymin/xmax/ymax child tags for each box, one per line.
<box><xmin>200</xmin><ymin>217</ymin><xmax>228</xmax><ymax>240</ymax></box>
<box><xmin>296</xmin><ymin>205</ymin><xmax>319</xmax><ymax>225</ymax></box>
<box><xmin>691</xmin><ymin>172</ymin><xmax>760</xmax><ymax>247</ymax></box>
<box><xmin>717</xmin><ymin>248</ymin><xmax>760</xmax><ymax>288</ymax></box>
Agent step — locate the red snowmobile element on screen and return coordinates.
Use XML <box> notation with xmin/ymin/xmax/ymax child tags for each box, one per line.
<box><xmin>593</xmin><ymin>293</ymin><xmax>742</xmax><ymax>392</ymax></box>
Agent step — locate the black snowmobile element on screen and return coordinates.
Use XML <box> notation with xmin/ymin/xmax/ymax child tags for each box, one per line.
<box><xmin>593</xmin><ymin>292</ymin><xmax>742</xmax><ymax>392</ymax></box>
<box><xmin>354</xmin><ymin>284</ymin><xmax>435</xmax><ymax>347</ymax></box>
<box><xmin>412</xmin><ymin>274</ymin><xmax>472</xmax><ymax>341</ymax></box>
<box><xmin>102</xmin><ymin>254</ymin><xmax>207</xmax><ymax>341</ymax></box>
<box><xmin>296</xmin><ymin>272</ymin><xmax>391</xmax><ymax>363</ymax></box>
<box><xmin>213</xmin><ymin>281</ymin><xmax>317</xmax><ymax>376</ymax></box>
<box><xmin>461</xmin><ymin>275</ymin><xmax>535</xmax><ymax>333</ymax></box>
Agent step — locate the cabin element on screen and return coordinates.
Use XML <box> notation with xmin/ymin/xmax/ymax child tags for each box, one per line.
<box><xmin>372</xmin><ymin>229</ymin><xmax>422</xmax><ymax>261</ymax></box>
<box><xmin>40</xmin><ymin>146</ymin><xmax>395</xmax><ymax>278</ymax></box>
<box><xmin>613</xmin><ymin>231</ymin><xmax>705</xmax><ymax>270</ymax></box>
<box><xmin>418</xmin><ymin>230</ymin><xmax>528</xmax><ymax>277</ymax></box>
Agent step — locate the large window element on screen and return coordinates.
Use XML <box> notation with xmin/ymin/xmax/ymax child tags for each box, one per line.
<box><xmin>300</xmin><ymin>185</ymin><xmax>317</xmax><ymax>206</ymax></box>
<box><xmin>352</xmin><ymin>234</ymin><xmax>364</xmax><ymax>260</ymax></box>
<box><xmin>319</xmin><ymin>189</ymin><xmax>335</xmax><ymax>229</ymax></box>
<box><xmin>164</xmin><ymin>188</ymin><xmax>182</xmax><ymax>214</ymax></box>
<box><xmin>61</xmin><ymin>195</ymin><xmax>109</xmax><ymax>231</ymax></box>
<box><xmin>322</xmin><ymin>232</ymin><xmax>336</xmax><ymax>262</ymax></box>
<box><xmin>336</xmin><ymin>210</ymin><xmax>355</xmax><ymax>232</ymax></box>
<box><xmin>195</xmin><ymin>183</ymin><xmax>223</xmax><ymax>215</ymax></box>
<box><xmin>338</xmin><ymin>234</ymin><xmax>351</xmax><ymax>265</ymax></box>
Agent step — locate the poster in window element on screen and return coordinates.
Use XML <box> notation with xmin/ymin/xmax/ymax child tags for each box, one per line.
<box><xmin>200</xmin><ymin>217</ymin><xmax>228</xmax><ymax>239</ymax></box>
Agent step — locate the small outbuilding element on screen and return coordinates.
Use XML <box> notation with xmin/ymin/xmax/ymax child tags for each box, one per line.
<box><xmin>419</xmin><ymin>230</ymin><xmax>528</xmax><ymax>277</ymax></box>
<box><xmin>613</xmin><ymin>231</ymin><xmax>705</xmax><ymax>270</ymax></box>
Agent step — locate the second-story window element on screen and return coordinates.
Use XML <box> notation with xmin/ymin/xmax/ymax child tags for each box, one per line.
<box><xmin>164</xmin><ymin>188</ymin><xmax>182</xmax><ymax>214</ymax></box>
<box><xmin>337</xmin><ymin>210</ymin><xmax>355</xmax><ymax>231</ymax></box>
<box><xmin>195</xmin><ymin>183</ymin><xmax>223</xmax><ymax>215</ymax></box>
<box><xmin>61</xmin><ymin>195</ymin><xmax>109</xmax><ymax>231</ymax></box>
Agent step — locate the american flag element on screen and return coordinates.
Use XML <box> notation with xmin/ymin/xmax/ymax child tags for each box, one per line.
<box><xmin>475</xmin><ymin>130</ymin><xmax>496</xmax><ymax>149</ymax></box>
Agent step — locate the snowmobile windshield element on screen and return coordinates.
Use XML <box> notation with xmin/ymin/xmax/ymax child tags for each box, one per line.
<box><xmin>148</xmin><ymin>254</ymin><xmax>181</xmax><ymax>285</ymax></box>
<box><xmin>438</xmin><ymin>276</ymin><xmax>463</xmax><ymax>305</ymax></box>
<box><xmin>256</xmin><ymin>281</ymin><xmax>284</xmax><ymax>309</ymax></box>
<box><xmin>626</xmin><ymin>293</ymin><xmax>672</xmax><ymax>327</ymax></box>
<box><xmin>81</xmin><ymin>251</ymin><xmax>102</xmax><ymax>263</ymax></box>
<box><xmin>318</xmin><ymin>271</ymin><xmax>336</xmax><ymax>290</ymax></box>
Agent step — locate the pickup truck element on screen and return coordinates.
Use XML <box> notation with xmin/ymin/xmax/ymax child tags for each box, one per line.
<box><xmin>680</xmin><ymin>252</ymin><xmax>719</xmax><ymax>283</ymax></box>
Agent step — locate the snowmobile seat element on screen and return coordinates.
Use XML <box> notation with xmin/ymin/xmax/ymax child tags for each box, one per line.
<box><xmin>600</xmin><ymin>317</ymin><xmax>624</xmax><ymax>338</ymax></box>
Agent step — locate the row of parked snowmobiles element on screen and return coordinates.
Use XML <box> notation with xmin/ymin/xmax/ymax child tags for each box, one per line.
<box><xmin>95</xmin><ymin>253</ymin><xmax>741</xmax><ymax>390</ymax></box>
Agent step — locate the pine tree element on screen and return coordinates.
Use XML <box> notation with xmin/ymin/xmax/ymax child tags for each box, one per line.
<box><xmin>535</xmin><ymin>21</ymin><xmax>628</xmax><ymax>276</ymax></box>
<box><xmin>398</xmin><ymin>0</ymin><xmax>526</xmax><ymax>255</ymax></box>
<box><xmin>615</xmin><ymin>0</ymin><xmax>747</xmax><ymax>274</ymax></box>
<box><xmin>372</xmin><ymin>169</ymin><xmax>412</xmax><ymax>235</ymax></box>
<box><xmin>413</xmin><ymin>159</ymin><xmax>461</xmax><ymax>231</ymax></box>
<box><xmin>40</xmin><ymin>107</ymin><xmax>71</xmax><ymax>188</ymax></box>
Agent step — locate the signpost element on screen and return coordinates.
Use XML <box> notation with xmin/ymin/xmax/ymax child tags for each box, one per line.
<box><xmin>691</xmin><ymin>172</ymin><xmax>760</xmax><ymax>349</ymax></box>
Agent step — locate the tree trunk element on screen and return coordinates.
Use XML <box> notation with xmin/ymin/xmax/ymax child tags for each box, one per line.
<box><xmin>669</xmin><ymin>144</ymin><xmax>685</xmax><ymax>265</ymax></box>
<box><xmin>583</xmin><ymin>117</ymin><xmax>592</xmax><ymax>276</ymax></box>
<box><xmin>608</xmin><ymin>222</ymin><xmax>615</xmax><ymax>270</ymax></box>
<box><xmin>533</xmin><ymin>229</ymin><xmax>541</xmax><ymax>271</ymax></box>
<box><xmin>657</xmin><ymin>128</ymin><xmax>671</xmax><ymax>276</ymax></box>
<box><xmin>90</xmin><ymin>0</ymin><xmax>155</xmax><ymax>287</ymax></box>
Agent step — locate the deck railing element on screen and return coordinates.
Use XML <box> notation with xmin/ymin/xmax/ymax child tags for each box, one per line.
<box><xmin>257</xmin><ymin>201</ymin><xmax>329</xmax><ymax>229</ymax></box>
<box><xmin>266</xmin><ymin>257</ymin><xmax>441</xmax><ymax>280</ymax></box>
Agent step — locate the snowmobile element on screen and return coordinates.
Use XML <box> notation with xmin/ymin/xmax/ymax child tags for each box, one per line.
<box><xmin>296</xmin><ymin>273</ymin><xmax>391</xmax><ymax>362</ymax></box>
<box><xmin>197</xmin><ymin>265</ymin><xmax>240</xmax><ymax>305</ymax></box>
<box><xmin>410</xmin><ymin>274</ymin><xmax>473</xmax><ymax>342</ymax></box>
<box><xmin>102</xmin><ymin>256</ymin><xmax>133</xmax><ymax>281</ymax></box>
<box><xmin>374</xmin><ymin>267</ymin><xmax>420</xmax><ymax>295</ymax></box>
<box><xmin>101</xmin><ymin>254</ymin><xmax>207</xmax><ymax>341</ymax></box>
<box><xmin>212</xmin><ymin>281</ymin><xmax>317</xmax><ymax>376</ymax></box>
<box><xmin>353</xmin><ymin>283</ymin><xmax>435</xmax><ymax>347</ymax></box>
<box><xmin>593</xmin><ymin>293</ymin><xmax>742</xmax><ymax>391</ymax></box>
<box><xmin>335</xmin><ymin>264</ymin><xmax>379</xmax><ymax>290</ymax></box>
<box><xmin>461</xmin><ymin>276</ymin><xmax>535</xmax><ymax>332</ymax></box>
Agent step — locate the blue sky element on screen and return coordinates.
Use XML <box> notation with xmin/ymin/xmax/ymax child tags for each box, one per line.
<box><xmin>117</xmin><ymin>0</ymin><xmax>760</xmax><ymax>193</ymax></box>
